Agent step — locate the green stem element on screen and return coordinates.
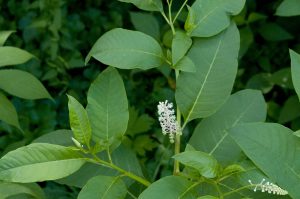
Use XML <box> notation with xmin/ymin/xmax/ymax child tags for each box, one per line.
<box><xmin>222</xmin><ymin>185</ymin><xmax>254</xmax><ymax>197</ymax></box>
<box><xmin>174</xmin><ymin>69</ymin><xmax>181</xmax><ymax>175</ymax></box>
<box><xmin>167</xmin><ymin>0</ymin><xmax>176</xmax><ymax>35</ymax></box>
<box><xmin>214</xmin><ymin>183</ymin><xmax>224</xmax><ymax>199</ymax></box>
<box><xmin>91</xmin><ymin>154</ymin><xmax>151</xmax><ymax>187</ymax></box>
<box><xmin>172</xmin><ymin>0</ymin><xmax>188</xmax><ymax>23</ymax></box>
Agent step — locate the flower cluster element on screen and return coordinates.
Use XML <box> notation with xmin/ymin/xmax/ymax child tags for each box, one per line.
<box><xmin>157</xmin><ymin>100</ymin><xmax>181</xmax><ymax>143</ymax></box>
<box><xmin>248</xmin><ymin>179</ymin><xmax>288</xmax><ymax>195</ymax></box>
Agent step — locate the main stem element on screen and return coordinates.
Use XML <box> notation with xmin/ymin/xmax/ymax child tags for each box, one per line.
<box><xmin>174</xmin><ymin>69</ymin><xmax>181</xmax><ymax>175</ymax></box>
<box><xmin>91</xmin><ymin>154</ymin><xmax>151</xmax><ymax>187</ymax></box>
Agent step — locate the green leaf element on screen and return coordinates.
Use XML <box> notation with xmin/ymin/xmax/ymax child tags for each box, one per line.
<box><xmin>87</xmin><ymin>67</ymin><xmax>129</xmax><ymax>149</ymax></box>
<box><xmin>185</xmin><ymin>0</ymin><xmax>245</xmax><ymax>37</ymax></box>
<box><xmin>290</xmin><ymin>49</ymin><xmax>300</xmax><ymax>100</ymax></box>
<box><xmin>0</xmin><ymin>69</ymin><xmax>52</xmax><ymax>99</ymax></box>
<box><xmin>176</xmin><ymin>23</ymin><xmax>240</xmax><ymax>122</ymax></box>
<box><xmin>86</xmin><ymin>28</ymin><xmax>164</xmax><ymax>70</ymax></box>
<box><xmin>270</xmin><ymin>68</ymin><xmax>294</xmax><ymax>89</ymax></box>
<box><xmin>78</xmin><ymin>175</ymin><xmax>127</xmax><ymax>199</ymax></box>
<box><xmin>197</xmin><ymin>196</ymin><xmax>218</xmax><ymax>199</ymax></box>
<box><xmin>230</xmin><ymin>123</ymin><xmax>300</xmax><ymax>198</ymax></box>
<box><xmin>276</xmin><ymin>0</ymin><xmax>300</xmax><ymax>16</ymax></box>
<box><xmin>219</xmin><ymin>164</ymin><xmax>245</xmax><ymax>178</ymax></box>
<box><xmin>0</xmin><ymin>31</ymin><xmax>15</xmax><ymax>46</ymax></box>
<box><xmin>258</xmin><ymin>23</ymin><xmax>293</xmax><ymax>41</ymax></box>
<box><xmin>188</xmin><ymin>89</ymin><xmax>266</xmax><ymax>165</ymax></box>
<box><xmin>173</xmin><ymin>56</ymin><xmax>196</xmax><ymax>73</ymax></box>
<box><xmin>33</xmin><ymin>129</ymin><xmax>73</xmax><ymax>146</ymax></box>
<box><xmin>172</xmin><ymin>31</ymin><xmax>192</xmax><ymax>65</ymax></box>
<box><xmin>118</xmin><ymin>0</ymin><xmax>163</xmax><ymax>12</ymax></box>
<box><xmin>130</xmin><ymin>12</ymin><xmax>160</xmax><ymax>40</ymax></box>
<box><xmin>57</xmin><ymin>144</ymin><xmax>143</xmax><ymax>188</ymax></box>
<box><xmin>279</xmin><ymin>95</ymin><xmax>300</xmax><ymax>123</ymax></box>
<box><xmin>0</xmin><ymin>182</ymin><xmax>46</xmax><ymax>199</ymax></box>
<box><xmin>0</xmin><ymin>92</ymin><xmax>20</xmax><ymax>129</ymax></box>
<box><xmin>173</xmin><ymin>151</ymin><xmax>219</xmax><ymax>178</ymax></box>
<box><xmin>0</xmin><ymin>143</ymin><xmax>86</xmax><ymax>182</ymax></box>
<box><xmin>126</xmin><ymin>107</ymin><xmax>154</xmax><ymax>136</ymax></box>
<box><xmin>67</xmin><ymin>95</ymin><xmax>92</xmax><ymax>147</ymax></box>
<box><xmin>0</xmin><ymin>47</ymin><xmax>35</xmax><ymax>67</ymax></box>
<box><xmin>139</xmin><ymin>176</ymin><xmax>197</xmax><ymax>199</ymax></box>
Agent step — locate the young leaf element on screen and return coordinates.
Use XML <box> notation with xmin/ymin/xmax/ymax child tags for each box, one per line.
<box><xmin>0</xmin><ymin>182</ymin><xmax>46</xmax><ymax>199</ymax></box>
<box><xmin>0</xmin><ymin>47</ymin><xmax>35</xmax><ymax>67</ymax></box>
<box><xmin>85</xmin><ymin>28</ymin><xmax>164</xmax><ymax>70</ymax></box>
<box><xmin>188</xmin><ymin>89</ymin><xmax>266</xmax><ymax>165</ymax></box>
<box><xmin>230</xmin><ymin>123</ymin><xmax>300</xmax><ymax>198</ymax></box>
<box><xmin>176</xmin><ymin>23</ymin><xmax>240</xmax><ymax>123</ymax></box>
<box><xmin>87</xmin><ymin>67</ymin><xmax>129</xmax><ymax>149</ymax></box>
<box><xmin>0</xmin><ymin>92</ymin><xmax>20</xmax><ymax>129</ymax></box>
<box><xmin>172</xmin><ymin>31</ymin><xmax>192</xmax><ymax>65</ymax></box>
<box><xmin>67</xmin><ymin>95</ymin><xmax>92</xmax><ymax>147</ymax></box>
<box><xmin>78</xmin><ymin>175</ymin><xmax>127</xmax><ymax>199</ymax></box>
<box><xmin>0</xmin><ymin>31</ymin><xmax>15</xmax><ymax>46</ymax></box>
<box><xmin>0</xmin><ymin>143</ymin><xmax>86</xmax><ymax>182</ymax></box>
<box><xmin>118</xmin><ymin>0</ymin><xmax>163</xmax><ymax>12</ymax></box>
<box><xmin>173</xmin><ymin>151</ymin><xmax>219</xmax><ymax>178</ymax></box>
<box><xmin>275</xmin><ymin>0</ymin><xmax>300</xmax><ymax>16</ymax></box>
<box><xmin>290</xmin><ymin>49</ymin><xmax>300</xmax><ymax>100</ymax></box>
<box><xmin>0</xmin><ymin>69</ymin><xmax>52</xmax><ymax>100</ymax></box>
<box><xmin>185</xmin><ymin>0</ymin><xmax>245</xmax><ymax>37</ymax></box>
<box><xmin>139</xmin><ymin>176</ymin><xmax>196</xmax><ymax>199</ymax></box>
<box><xmin>130</xmin><ymin>12</ymin><xmax>160</xmax><ymax>40</ymax></box>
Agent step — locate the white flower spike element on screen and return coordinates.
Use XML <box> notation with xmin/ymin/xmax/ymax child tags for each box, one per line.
<box><xmin>248</xmin><ymin>179</ymin><xmax>288</xmax><ymax>195</ymax></box>
<box><xmin>157</xmin><ymin>100</ymin><xmax>181</xmax><ymax>143</ymax></box>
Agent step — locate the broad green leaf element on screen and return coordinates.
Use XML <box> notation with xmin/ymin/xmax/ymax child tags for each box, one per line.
<box><xmin>0</xmin><ymin>182</ymin><xmax>46</xmax><ymax>199</ymax></box>
<box><xmin>0</xmin><ymin>143</ymin><xmax>86</xmax><ymax>182</ymax></box>
<box><xmin>290</xmin><ymin>49</ymin><xmax>300</xmax><ymax>100</ymax></box>
<box><xmin>173</xmin><ymin>56</ymin><xmax>196</xmax><ymax>73</ymax></box>
<box><xmin>188</xmin><ymin>89</ymin><xmax>266</xmax><ymax>165</ymax></box>
<box><xmin>87</xmin><ymin>67</ymin><xmax>129</xmax><ymax>149</ymax></box>
<box><xmin>176</xmin><ymin>23</ymin><xmax>240</xmax><ymax>122</ymax></box>
<box><xmin>139</xmin><ymin>176</ymin><xmax>197</xmax><ymax>199</ymax></box>
<box><xmin>67</xmin><ymin>95</ymin><xmax>91</xmax><ymax>147</ymax></box>
<box><xmin>130</xmin><ymin>12</ymin><xmax>160</xmax><ymax>40</ymax></box>
<box><xmin>0</xmin><ymin>92</ymin><xmax>20</xmax><ymax>129</ymax></box>
<box><xmin>118</xmin><ymin>0</ymin><xmax>162</xmax><ymax>12</ymax></box>
<box><xmin>86</xmin><ymin>28</ymin><xmax>164</xmax><ymax>70</ymax></box>
<box><xmin>294</xmin><ymin>130</ymin><xmax>300</xmax><ymax>137</ymax></box>
<box><xmin>275</xmin><ymin>0</ymin><xmax>300</xmax><ymax>16</ymax></box>
<box><xmin>0</xmin><ymin>31</ymin><xmax>15</xmax><ymax>46</ymax></box>
<box><xmin>279</xmin><ymin>95</ymin><xmax>300</xmax><ymax>123</ymax></box>
<box><xmin>239</xmin><ymin>26</ymin><xmax>253</xmax><ymax>58</ymax></box>
<box><xmin>0</xmin><ymin>69</ymin><xmax>52</xmax><ymax>99</ymax></box>
<box><xmin>33</xmin><ymin>129</ymin><xmax>73</xmax><ymax>146</ymax></box>
<box><xmin>230</xmin><ymin>123</ymin><xmax>300</xmax><ymax>198</ymax></box>
<box><xmin>78</xmin><ymin>175</ymin><xmax>127</xmax><ymax>199</ymax></box>
<box><xmin>0</xmin><ymin>47</ymin><xmax>35</xmax><ymax>67</ymax></box>
<box><xmin>173</xmin><ymin>151</ymin><xmax>219</xmax><ymax>178</ymax></box>
<box><xmin>185</xmin><ymin>0</ymin><xmax>245</xmax><ymax>37</ymax></box>
<box><xmin>172</xmin><ymin>31</ymin><xmax>192</xmax><ymax>65</ymax></box>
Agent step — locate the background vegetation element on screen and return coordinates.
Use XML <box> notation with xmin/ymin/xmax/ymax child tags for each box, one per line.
<box><xmin>0</xmin><ymin>0</ymin><xmax>300</xmax><ymax>198</ymax></box>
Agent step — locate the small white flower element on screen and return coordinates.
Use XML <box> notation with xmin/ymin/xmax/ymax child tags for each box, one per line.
<box><xmin>157</xmin><ymin>100</ymin><xmax>181</xmax><ymax>143</ymax></box>
<box><xmin>248</xmin><ymin>179</ymin><xmax>288</xmax><ymax>195</ymax></box>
